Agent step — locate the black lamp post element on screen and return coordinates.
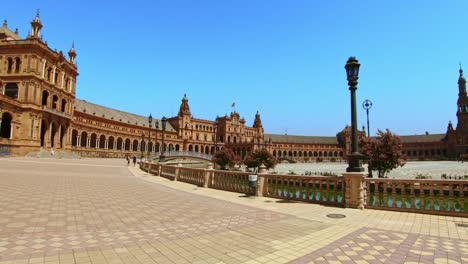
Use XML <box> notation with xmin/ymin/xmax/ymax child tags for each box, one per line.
<box><xmin>345</xmin><ymin>57</ymin><xmax>365</xmax><ymax>172</ymax></box>
<box><xmin>148</xmin><ymin>113</ymin><xmax>152</xmax><ymax>159</ymax></box>
<box><xmin>214</xmin><ymin>116</ymin><xmax>219</xmax><ymax>154</ymax></box>
<box><xmin>141</xmin><ymin>132</ymin><xmax>145</xmax><ymax>161</ymax></box>
<box><xmin>159</xmin><ymin>116</ymin><xmax>167</xmax><ymax>162</ymax></box>
<box><xmin>362</xmin><ymin>99</ymin><xmax>372</xmax><ymax>137</ymax></box>
<box><xmin>155</xmin><ymin>120</ymin><xmax>159</xmax><ymax>153</ymax></box>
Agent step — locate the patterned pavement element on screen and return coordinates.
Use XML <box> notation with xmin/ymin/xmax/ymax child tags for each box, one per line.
<box><xmin>0</xmin><ymin>158</ymin><xmax>467</xmax><ymax>263</ymax></box>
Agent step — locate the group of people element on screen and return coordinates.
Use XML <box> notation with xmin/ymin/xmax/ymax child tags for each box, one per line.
<box><xmin>126</xmin><ymin>156</ymin><xmax>137</xmax><ymax>166</ymax></box>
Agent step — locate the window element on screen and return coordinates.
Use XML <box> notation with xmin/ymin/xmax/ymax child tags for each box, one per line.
<box><xmin>7</xmin><ymin>58</ymin><xmax>13</xmax><ymax>73</ymax></box>
<box><xmin>4</xmin><ymin>83</ymin><xmax>19</xmax><ymax>99</ymax></box>
<box><xmin>0</xmin><ymin>112</ymin><xmax>12</xmax><ymax>138</ymax></box>
<box><xmin>15</xmin><ymin>57</ymin><xmax>21</xmax><ymax>73</ymax></box>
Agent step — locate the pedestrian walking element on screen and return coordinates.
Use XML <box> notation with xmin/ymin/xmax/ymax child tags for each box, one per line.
<box><xmin>133</xmin><ymin>156</ymin><xmax>137</xmax><ymax>167</ymax></box>
<box><xmin>126</xmin><ymin>156</ymin><xmax>130</xmax><ymax>166</ymax></box>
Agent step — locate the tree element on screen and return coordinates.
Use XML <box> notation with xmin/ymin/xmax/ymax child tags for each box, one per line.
<box><xmin>212</xmin><ymin>148</ymin><xmax>239</xmax><ymax>170</ymax></box>
<box><xmin>243</xmin><ymin>149</ymin><xmax>277</xmax><ymax>171</ymax></box>
<box><xmin>360</xmin><ymin>129</ymin><xmax>406</xmax><ymax>178</ymax></box>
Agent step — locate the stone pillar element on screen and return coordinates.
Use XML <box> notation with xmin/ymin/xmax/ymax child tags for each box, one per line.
<box><xmin>257</xmin><ymin>164</ymin><xmax>267</xmax><ymax>197</ymax></box>
<box><xmin>204</xmin><ymin>163</ymin><xmax>213</xmax><ymax>188</ymax></box>
<box><xmin>343</xmin><ymin>172</ymin><xmax>367</xmax><ymax>209</ymax></box>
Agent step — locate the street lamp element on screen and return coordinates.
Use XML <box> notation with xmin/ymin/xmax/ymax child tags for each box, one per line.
<box><xmin>345</xmin><ymin>56</ymin><xmax>364</xmax><ymax>172</ymax></box>
<box><xmin>159</xmin><ymin>116</ymin><xmax>167</xmax><ymax>162</ymax></box>
<box><xmin>141</xmin><ymin>132</ymin><xmax>145</xmax><ymax>162</ymax></box>
<box><xmin>362</xmin><ymin>99</ymin><xmax>372</xmax><ymax>137</ymax></box>
<box><xmin>214</xmin><ymin>116</ymin><xmax>219</xmax><ymax>154</ymax></box>
<box><xmin>155</xmin><ymin>120</ymin><xmax>159</xmax><ymax>154</ymax></box>
<box><xmin>148</xmin><ymin>113</ymin><xmax>152</xmax><ymax>160</ymax></box>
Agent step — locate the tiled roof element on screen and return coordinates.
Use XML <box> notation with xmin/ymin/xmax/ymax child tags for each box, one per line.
<box><xmin>74</xmin><ymin>99</ymin><xmax>176</xmax><ymax>132</ymax></box>
<box><xmin>399</xmin><ymin>134</ymin><xmax>446</xmax><ymax>143</ymax></box>
<box><xmin>265</xmin><ymin>133</ymin><xmax>339</xmax><ymax>144</ymax></box>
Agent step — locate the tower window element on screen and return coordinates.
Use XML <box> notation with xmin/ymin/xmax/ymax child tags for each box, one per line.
<box><xmin>15</xmin><ymin>57</ymin><xmax>21</xmax><ymax>73</ymax></box>
<box><xmin>7</xmin><ymin>58</ymin><xmax>13</xmax><ymax>73</ymax></box>
<box><xmin>4</xmin><ymin>83</ymin><xmax>19</xmax><ymax>99</ymax></box>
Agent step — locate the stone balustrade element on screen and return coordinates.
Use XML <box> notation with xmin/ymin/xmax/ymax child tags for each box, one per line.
<box><xmin>178</xmin><ymin>167</ymin><xmax>206</xmax><ymax>187</ymax></box>
<box><xmin>139</xmin><ymin>162</ymin><xmax>468</xmax><ymax>216</ymax></box>
<box><xmin>262</xmin><ymin>174</ymin><xmax>345</xmax><ymax>206</ymax></box>
<box><xmin>365</xmin><ymin>178</ymin><xmax>468</xmax><ymax>217</ymax></box>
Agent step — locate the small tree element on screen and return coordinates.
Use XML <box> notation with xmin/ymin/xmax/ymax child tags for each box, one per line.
<box><xmin>360</xmin><ymin>129</ymin><xmax>406</xmax><ymax>178</ymax></box>
<box><xmin>244</xmin><ymin>149</ymin><xmax>277</xmax><ymax>171</ymax></box>
<box><xmin>212</xmin><ymin>148</ymin><xmax>239</xmax><ymax>170</ymax></box>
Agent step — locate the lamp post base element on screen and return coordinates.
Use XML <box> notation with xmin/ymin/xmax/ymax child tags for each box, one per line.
<box><xmin>346</xmin><ymin>153</ymin><xmax>365</xmax><ymax>172</ymax></box>
<box><xmin>159</xmin><ymin>155</ymin><xmax>166</xmax><ymax>162</ymax></box>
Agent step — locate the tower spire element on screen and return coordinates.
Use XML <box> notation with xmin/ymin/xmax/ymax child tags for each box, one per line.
<box><xmin>458</xmin><ymin>63</ymin><xmax>466</xmax><ymax>98</ymax></box>
<box><xmin>68</xmin><ymin>41</ymin><xmax>77</xmax><ymax>65</ymax></box>
<box><xmin>30</xmin><ymin>9</ymin><xmax>43</xmax><ymax>39</ymax></box>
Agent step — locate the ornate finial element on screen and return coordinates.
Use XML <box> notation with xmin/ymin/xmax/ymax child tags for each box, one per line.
<box><xmin>3</xmin><ymin>20</ymin><xmax>7</xmax><ymax>27</ymax></box>
<box><xmin>460</xmin><ymin>62</ymin><xmax>463</xmax><ymax>76</ymax></box>
<box><xmin>14</xmin><ymin>28</ymin><xmax>18</xmax><ymax>34</ymax></box>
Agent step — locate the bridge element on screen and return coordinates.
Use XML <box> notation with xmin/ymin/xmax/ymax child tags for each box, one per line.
<box><xmin>149</xmin><ymin>151</ymin><xmax>213</xmax><ymax>162</ymax></box>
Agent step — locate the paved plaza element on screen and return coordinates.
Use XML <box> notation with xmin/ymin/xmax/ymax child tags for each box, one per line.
<box><xmin>0</xmin><ymin>158</ymin><xmax>467</xmax><ymax>264</ymax></box>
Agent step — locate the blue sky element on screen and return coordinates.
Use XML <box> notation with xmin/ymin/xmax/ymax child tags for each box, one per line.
<box><xmin>3</xmin><ymin>1</ymin><xmax>468</xmax><ymax>136</ymax></box>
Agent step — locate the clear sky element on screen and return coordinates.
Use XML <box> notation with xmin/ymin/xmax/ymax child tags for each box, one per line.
<box><xmin>3</xmin><ymin>1</ymin><xmax>468</xmax><ymax>136</ymax></box>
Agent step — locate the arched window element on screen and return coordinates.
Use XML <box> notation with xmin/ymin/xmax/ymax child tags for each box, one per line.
<box><xmin>52</xmin><ymin>95</ymin><xmax>59</xmax><ymax>109</ymax></box>
<box><xmin>195</xmin><ymin>145</ymin><xmax>199</xmax><ymax>152</ymax></box>
<box><xmin>155</xmin><ymin>143</ymin><xmax>160</xmax><ymax>152</ymax></box>
<box><xmin>71</xmin><ymin>130</ymin><xmax>78</xmax><ymax>146</ymax></box>
<box><xmin>99</xmin><ymin>135</ymin><xmax>105</xmax><ymax>149</ymax></box>
<box><xmin>0</xmin><ymin>112</ymin><xmax>12</xmax><ymax>138</ymax></box>
<box><xmin>273</xmin><ymin>150</ymin><xmax>277</xmax><ymax>157</ymax></box>
<box><xmin>233</xmin><ymin>136</ymin><xmax>237</xmax><ymax>143</ymax></box>
<box><xmin>4</xmin><ymin>83</ymin><xmax>19</xmax><ymax>99</ymax></box>
<box><xmin>15</xmin><ymin>57</ymin><xmax>21</xmax><ymax>73</ymax></box>
<box><xmin>7</xmin><ymin>58</ymin><xmax>13</xmax><ymax>73</ymax></box>
<box><xmin>42</xmin><ymin>90</ymin><xmax>49</xmax><ymax>106</ymax></box>
<box><xmin>175</xmin><ymin>144</ymin><xmax>180</xmax><ymax>151</ymax></box>
<box><xmin>116</xmin><ymin>137</ymin><xmax>123</xmax><ymax>150</ymax></box>
<box><xmin>61</xmin><ymin>99</ymin><xmax>67</xmax><ymax>112</ymax></box>
<box><xmin>109</xmin><ymin>136</ymin><xmax>115</xmax><ymax>150</ymax></box>
<box><xmin>90</xmin><ymin>133</ymin><xmax>97</xmax><ymax>148</ymax></box>
<box><xmin>169</xmin><ymin>144</ymin><xmax>174</xmax><ymax>152</ymax></box>
<box><xmin>125</xmin><ymin>139</ymin><xmax>131</xmax><ymax>151</ymax></box>
<box><xmin>205</xmin><ymin>146</ymin><xmax>209</xmax><ymax>154</ymax></box>
<box><xmin>47</xmin><ymin>67</ymin><xmax>52</xmax><ymax>81</ymax></box>
<box><xmin>132</xmin><ymin>140</ymin><xmax>138</xmax><ymax>151</ymax></box>
<box><xmin>189</xmin><ymin>145</ymin><xmax>193</xmax><ymax>152</ymax></box>
<box><xmin>81</xmin><ymin>132</ymin><xmax>88</xmax><ymax>147</ymax></box>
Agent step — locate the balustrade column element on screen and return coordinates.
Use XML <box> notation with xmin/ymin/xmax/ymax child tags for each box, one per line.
<box><xmin>204</xmin><ymin>163</ymin><xmax>214</xmax><ymax>188</ymax></box>
<box><xmin>257</xmin><ymin>164</ymin><xmax>267</xmax><ymax>197</ymax></box>
<box><xmin>343</xmin><ymin>172</ymin><xmax>367</xmax><ymax>209</ymax></box>
<box><xmin>174</xmin><ymin>163</ymin><xmax>181</xmax><ymax>181</ymax></box>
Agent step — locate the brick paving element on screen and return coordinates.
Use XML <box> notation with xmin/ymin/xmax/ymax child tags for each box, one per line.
<box><xmin>0</xmin><ymin>158</ymin><xmax>467</xmax><ymax>263</ymax></box>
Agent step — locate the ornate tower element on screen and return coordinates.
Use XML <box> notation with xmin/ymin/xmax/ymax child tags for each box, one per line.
<box><xmin>29</xmin><ymin>10</ymin><xmax>42</xmax><ymax>39</ymax></box>
<box><xmin>177</xmin><ymin>94</ymin><xmax>192</xmax><ymax>139</ymax></box>
<box><xmin>68</xmin><ymin>42</ymin><xmax>77</xmax><ymax>65</ymax></box>
<box><xmin>253</xmin><ymin>111</ymin><xmax>264</xmax><ymax>149</ymax></box>
<box><xmin>456</xmin><ymin>66</ymin><xmax>468</xmax><ymax>154</ymax></box>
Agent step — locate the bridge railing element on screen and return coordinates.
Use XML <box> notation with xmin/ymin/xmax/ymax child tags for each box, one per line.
<box><xmin>139</xmin><ymin>162</ymin><xmax>468</xmax><ymax>217</ymax></box>
<box><xmin>210</xmin><ymin>170</ymin><xmax>255</xmax><ymax>195</ymax></box>
<box><xmin>365</xmin><ymin>178</ymin><xmax>468</xmax><ymax>217</ymax></box>
<box><xmin>263</xmin><ymin>174</ymin><xmax>345</xmax><ymax>206</ymax></box>
<box><xmin>179</xmin><ymin>167</ymin><xmax>206</xmax><ymax>187</ymax></box>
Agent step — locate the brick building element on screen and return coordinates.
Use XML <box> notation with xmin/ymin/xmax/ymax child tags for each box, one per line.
<box><xmin>0</xmin><ymin>14</ymin><xmax>467</xmax><ymax>160</ymax></box>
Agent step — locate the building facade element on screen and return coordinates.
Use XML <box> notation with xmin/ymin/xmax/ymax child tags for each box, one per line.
<box><xmin>0</xmin><ymin>14</ymin><xmax>467</xmax><ymax>161</ymax></box>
